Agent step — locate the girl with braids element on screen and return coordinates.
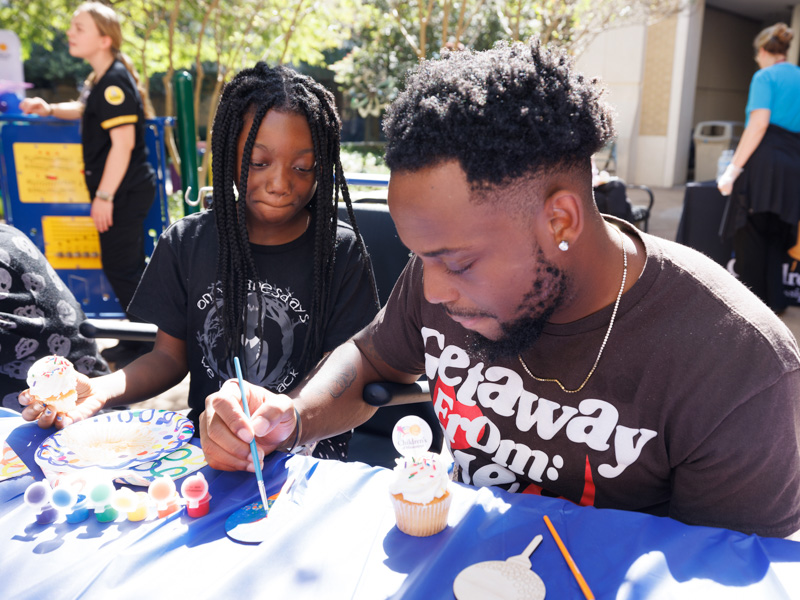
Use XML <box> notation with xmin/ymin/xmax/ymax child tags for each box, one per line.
<box><xmin>21</xmin><ymin>2</ymin><xmax>157</xmax><ymax>364</ymax></box>
<box><xmin>20</xmin><ymin>62</ymin><xmax>379</xmax><ymax>462</ymax></box>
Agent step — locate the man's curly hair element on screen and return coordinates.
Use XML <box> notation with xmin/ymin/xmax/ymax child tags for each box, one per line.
<box><xmin>383</xmin><ymin>41</ymin><xmax>616</xmax><ymax>187</ymax></box>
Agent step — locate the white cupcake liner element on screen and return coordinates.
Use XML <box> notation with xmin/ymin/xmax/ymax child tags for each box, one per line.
<box><xmin>390</xmin><ymin>491</ymin><xmax>452</xmax><ymax>537</ymax></box>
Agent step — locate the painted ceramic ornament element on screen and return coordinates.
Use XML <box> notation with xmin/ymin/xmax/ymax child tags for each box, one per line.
<box><xmin>453</xmin><ymin>535</ymin><xmax>546</xmax><ymax>600</ymax></box>
<box><xmin>225</xmin><ymin>493</ymin><xmax>279</xmax><ymax>544</ymax></box>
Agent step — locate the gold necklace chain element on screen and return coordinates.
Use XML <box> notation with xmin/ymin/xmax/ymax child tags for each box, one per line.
<box><xmin>518</xmin><ymin>228</ymin><xmax>628</xmax><ymax>394</ymax></box>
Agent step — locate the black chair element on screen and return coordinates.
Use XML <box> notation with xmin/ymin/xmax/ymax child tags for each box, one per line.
<box><xmin>594</xmin><ymin>180</ymin><xmax>655</xmax><ymax>232</ymax></box>
<box><xmin>626</xmin><ymin>184</ymin><xmax>655</xmax><ymax>233</ymax></box>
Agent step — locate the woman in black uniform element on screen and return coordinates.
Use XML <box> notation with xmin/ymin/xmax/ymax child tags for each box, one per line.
<box><xmin>21</xmin><ymin>2</ymin><xmax>155</xmax><ymax>364</ymax></box>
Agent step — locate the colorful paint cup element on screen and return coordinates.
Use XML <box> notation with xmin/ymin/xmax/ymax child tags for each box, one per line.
<box><xmin>181</xmin><ymin>472</ymin><xmax>211</xmax><ymax>518</ymax></box>
<box><xmin>65</xmin><ymin>495</ymin><xmax>90</xmax><ymax>524</ymax></box>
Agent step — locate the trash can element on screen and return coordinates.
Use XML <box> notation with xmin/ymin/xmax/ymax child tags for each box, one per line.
<box><xmin>692</xmin><ymin>121</ymin><xmax>744</xmax><ymax>182</ymax></box>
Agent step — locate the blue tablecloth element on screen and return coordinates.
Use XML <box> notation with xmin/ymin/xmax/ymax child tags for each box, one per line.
<box><xmin>1</xmin><ymin>409</ymin><xmax>799</xmax><ymax>599</ymax></box>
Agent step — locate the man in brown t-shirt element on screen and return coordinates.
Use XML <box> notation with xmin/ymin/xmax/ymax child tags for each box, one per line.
<box><xmin>199</xmin><ymin>42</ymin><xmax>800</xmax><ymax>538</ymax></box>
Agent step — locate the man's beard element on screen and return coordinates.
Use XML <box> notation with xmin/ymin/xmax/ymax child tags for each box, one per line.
<box><xmin>468</xmin><ymin>269</ymin><xmax>568</xmax><ymax>363</ymax></box>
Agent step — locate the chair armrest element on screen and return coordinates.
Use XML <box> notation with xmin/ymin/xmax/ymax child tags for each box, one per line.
<box><xmin>626</xmin><ymin>184</ymin><xmax>654</xmax><ymax>210</ymax></box>
<box><xmin>363</xmin><ymin>380</ymin><xmax>431</xmax><ymax>406</ymax></box>
<box><xmin>79</xmin><ymin>319</ymin><xmax>158</xmax><ymax>342</ymax></box>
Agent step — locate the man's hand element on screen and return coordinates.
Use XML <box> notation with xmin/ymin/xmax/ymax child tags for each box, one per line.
<box><xmin>200</xmin><ymin>379</ymin><xmax>297</xmax><ymax>472</ymax></box>
<box><xmin>91</xmin><ymin>198</ymin><xmax>114</xmax><ymax>233</ymax></box>
<box><xmin>18</xmin><ymin>373</ymin><xmax>107</xmax><ymax>429</ymax></box>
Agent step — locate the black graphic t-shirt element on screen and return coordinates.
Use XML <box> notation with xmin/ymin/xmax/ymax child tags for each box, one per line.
<box><xmin>369</xmin><ymin>218</ymin><xmax>800</xmax><ymax>537</ymax></box>
<box><xmin>80</xmin><ymin>59</ymin><xmax>154</xmax><ymax>195</ymax></box>
<box><xmin>129</xmin><ymin>210</ymin><xmax>377</xmax><ymax>424</ymax></box>
<box><xmin>0</xmin><ymin>225</ymin><xmax>109</xmax><ymax>409</ymax></box>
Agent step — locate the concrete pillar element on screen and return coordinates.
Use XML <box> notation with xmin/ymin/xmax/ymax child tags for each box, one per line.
<box><xmin>789</xmin><ymin>4</ymin><xmax>800</xmax><ymax>65</ymax></box>
<box><xmin>664</xmin><ymin>0</ymin><xmax>705</xmax><ymax>186</ymax></box>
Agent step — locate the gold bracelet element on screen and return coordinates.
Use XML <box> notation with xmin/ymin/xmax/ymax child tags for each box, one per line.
<box><xmin>48</xmin><ymin>103</ymin><xmax>55</xmax><ymax>117</ymax></box>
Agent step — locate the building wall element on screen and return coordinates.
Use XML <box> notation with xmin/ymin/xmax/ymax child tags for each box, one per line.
<box><xmin>692</xmin><ymin>7</ymin><xmax>760</xmax><ymax>128</ymax></box>
<box><xmin>576</xmin><ymin>24</ymin><xmax>648</xmax><ymax>184</ymax></box>
<box><xmin>579</xmin><ymin>3</ymin><xmax>706</xmax><ymax>187</ymax></box>
<box><xmin>636</xmin><ymin>15</ymin><xmax>680</xmax><ymax>184</ymax></box>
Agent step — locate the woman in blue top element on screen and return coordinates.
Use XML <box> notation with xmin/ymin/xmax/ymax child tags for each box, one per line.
<box><xmin>718</xmin><ymin>23</ymin><xmax>800</xmax><ymax>313</ymax></box>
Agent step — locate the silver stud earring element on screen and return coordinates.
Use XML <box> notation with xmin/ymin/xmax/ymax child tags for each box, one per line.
<box><xmin>558</xmin><ymin>240</ymin><xmax>569</xmax><ymax>252</ymax></box>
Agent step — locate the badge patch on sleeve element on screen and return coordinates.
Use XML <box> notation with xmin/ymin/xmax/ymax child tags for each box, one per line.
<box><xmin>104</xmin><ymin>86</ymin><xmax>125</xmax><ymax>106</ymax></box>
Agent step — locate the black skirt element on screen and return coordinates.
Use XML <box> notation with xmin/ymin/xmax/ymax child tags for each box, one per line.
<box><xmin>719</xmin><ymin>124</ymin><xmax>800</xmax><ymax>239</ymax></box>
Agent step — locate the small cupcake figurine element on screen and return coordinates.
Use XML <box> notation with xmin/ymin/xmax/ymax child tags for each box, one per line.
<box><xmin>26</xmin><ymin>355</ymin><xmax>78</xmax><ymax>414</ymax></box>
<box><xmin>388</xmin><ymin>416</ymin><xmax>452</xmax><ymax>537</ymax></box>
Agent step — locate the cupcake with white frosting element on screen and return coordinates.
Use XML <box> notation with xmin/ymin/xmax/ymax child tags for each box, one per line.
<box><xmin>26</xmin><ymin>355</ymin><xmax>78</xmax><ymax>413</ymax></box>
<box><xmin>389</xmin><ymin>452</ymin><xmax>451</xmax><ymax>537</ymax></box>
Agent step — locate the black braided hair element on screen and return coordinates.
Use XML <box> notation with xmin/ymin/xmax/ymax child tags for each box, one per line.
<box><xmin>210</xmin><ymin>62</ymin><xmax>378</xmax><ymax>376</ymax></box>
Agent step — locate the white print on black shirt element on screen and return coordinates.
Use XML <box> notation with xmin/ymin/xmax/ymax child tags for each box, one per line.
<box><xmin>195</xmin><ymin>280</ymin><xmax>308</xmax><ymax>393</ymax></box>
<box><xmin>423</xmin><ymin>326</ymin><xmax>657</xmax><ymax>502</ymax></box>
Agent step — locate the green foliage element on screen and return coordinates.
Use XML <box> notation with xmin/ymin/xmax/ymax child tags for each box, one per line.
<box><xmin>340</xmin><ymin>143</ymin><xmax>388</xmax><ymax>174</ymax></box>
<box><xmin>331</xmin><ymin>44</ymin><xmax>402</xmax><ymax>118</ymax></box>
<box><xmin>0</xmin><ymin>0</ymin><xmax>72</xmax><ymax>56</ymax></box>
<box><xmin>168</xmin><ymin>190</ymin><xmax>186</xmax><ymax>222</ymax></box>
<box><xmin>22</xmin><ymin>32</ymin><xmax>90</xmax><ymax>89</ymax></box>
<box><xmin>8</xmin><ymin>0</ymin><xmax>357</xmax><ymax>101</ymax></box>
<box><xmin>331</xmin><ymin>0</ymin><xmax>687</xmax><ymax>126</ymax></box>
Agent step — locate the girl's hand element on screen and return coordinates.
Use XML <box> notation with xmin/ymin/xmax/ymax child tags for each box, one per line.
<box><xmin>18</xmin><ymin>373</ymin><xmax>108</xmax><ymax>430</ymax></box>
<box><xmin>91</xmin><ymin>198</ymin><xmax>114</xmax><ymax>233</ymax></box>
<box><xmin>19</xmin><ymin>97</ymin><xmax>51</xmax><ymax>117</ymax></box>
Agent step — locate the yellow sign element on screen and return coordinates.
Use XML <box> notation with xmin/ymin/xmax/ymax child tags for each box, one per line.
<box><xmin>41</xmin><ymin>216</ymin><xmax>102</xmax><ymax>270</ymax></box>
<box><xmin>13</xmin><ymin>142</ymin><xmax>91</xmax><ymax>204</ymax></box>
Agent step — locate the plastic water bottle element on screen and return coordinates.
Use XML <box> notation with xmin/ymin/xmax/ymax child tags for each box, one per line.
<box><xmin>717</xmin><ymin>149</ymin><xmax>734</xmax><ymax>180</ymax></box>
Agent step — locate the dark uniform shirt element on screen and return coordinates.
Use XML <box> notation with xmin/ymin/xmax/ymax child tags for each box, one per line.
<box><xmin>80</xmin><ymin>59</ymin><xmax>154</xmax><ymax>195</ymax></box>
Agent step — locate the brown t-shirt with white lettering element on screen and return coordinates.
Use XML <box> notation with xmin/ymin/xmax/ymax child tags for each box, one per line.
<box><xmin>368</xmin><ymin>220</ymin><xmax>800</xmax><ymax>537</ymax></box>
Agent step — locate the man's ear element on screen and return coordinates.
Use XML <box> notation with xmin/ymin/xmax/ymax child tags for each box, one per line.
<box><xmin>543</xmin><ymin>190</ymin><xmax>583</xmax><ymax>250</ymax></box>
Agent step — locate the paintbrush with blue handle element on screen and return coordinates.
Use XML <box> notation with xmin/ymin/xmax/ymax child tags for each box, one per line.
<box><xmin>233</xmin><ymin>356</ymin><xmax>269</xmax><ymax>513</ymax></box>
